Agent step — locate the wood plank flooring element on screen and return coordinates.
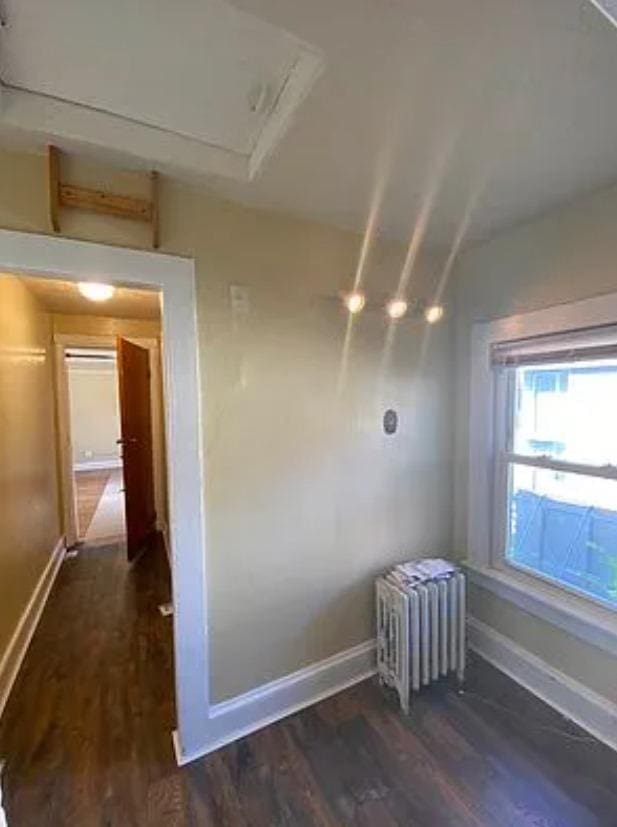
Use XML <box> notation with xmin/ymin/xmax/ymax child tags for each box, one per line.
<box><xmin>74</xmin><ymin>469</ymin><xmax>111</xmax><ymax>538</ymax></box>
<box><xmin>1</xmin><ymin>539</ymin><xmax>616</xmax><ymax>826</ymax></box>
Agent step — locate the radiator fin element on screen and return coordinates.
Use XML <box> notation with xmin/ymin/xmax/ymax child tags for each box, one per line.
<box><xmin>376</xmin><ymin>563</ymin><xmax>466</xmax><ymax>713</ymax></box>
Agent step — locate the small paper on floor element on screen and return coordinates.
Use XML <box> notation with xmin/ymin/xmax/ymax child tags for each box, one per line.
<box><xmin>158</xmin><ymin>602</ymin><xmax>173</xmax><ymax>617</ymax></box>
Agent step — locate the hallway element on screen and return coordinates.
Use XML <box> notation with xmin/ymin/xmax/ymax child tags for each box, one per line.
<box><xmin>0</xmin><ymin>539</ymin><xmax>176</xmax><ymax>825</ymax></box>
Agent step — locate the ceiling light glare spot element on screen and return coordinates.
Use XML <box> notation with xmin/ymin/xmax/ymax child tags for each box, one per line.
<box><xmin>343</xmin><ymin>291</ymin><xmax>366</xmax><ymax>314</ymax></box>
<box><xmin>424</xmin><ymin>304</ymin><xmax>444</xmax><ymax>324</ymax></box>
<box><xmin>78</xmin><ymin>282</ymin><xmax>116</xmax><ymax>302</ymax></box>
<box><xmin>386</xmin><ymin>298</ymin><xmax>408</xmax><ymax>320</ymax></box>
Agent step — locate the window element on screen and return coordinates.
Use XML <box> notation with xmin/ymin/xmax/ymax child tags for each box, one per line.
<box><xmin>492</xmin><ymin>328</ymin><xmax>617</xmax><ymax>609</ymax></box>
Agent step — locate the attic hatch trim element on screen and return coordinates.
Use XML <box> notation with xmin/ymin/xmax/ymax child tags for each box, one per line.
<box><xmin>0</xmin><ymin>42</ymin><xmax>322</xmax><ymax>182</ymax></box>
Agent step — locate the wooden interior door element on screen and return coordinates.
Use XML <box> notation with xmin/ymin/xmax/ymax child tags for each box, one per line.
<box><xmin>117</xmin><ymin>337</ymin><xmax>156</xmax><ymax>561</ymax></box>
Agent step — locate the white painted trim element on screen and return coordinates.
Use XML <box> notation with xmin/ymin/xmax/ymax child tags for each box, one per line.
<box><xmin>467</xmin><ymin>323</ymin><xmax>495</xmax><ymax>568</ymax></box>
<box><xmin>74</xmin><ymin>459</ymin><xmax>122</xmax><ymax>472</ymax></box>
<box><xmin>466</xmin><ymin>563</ymin><xmax>617</xmax><ymax>658</ymax></box>
<box><xmin>468</xmin><ymin>617</ymin><xmax>617</xmax><ymax>753</ymax></box>
<box><xmin>0</xmin><ymin>83</ymin><xmax>246</xmax><ymax>180</ymax></box>
<box><xmin>52</xmin><ymin>341</ymin><xmax>79</xmax><ymax>548</ymax></box>
<box><xmin>173</xmin><ymin>640</ymin><xmax>376</xmax><ymax>765</ymax></box>
<box><xmin>468</xmin><ymin>290</ymin><xmax>617</xmax><ymax>596</ymax></box>
<box><xmin>0</xmin><ymin>763</ymin><xmax>6</xmax><ymax>827</ymax></box>
<box><xmin>588</xmin><ymin>1</ymin><xmax>617</xmax><ymax>28</ymax></box>
<box><xmin>0</xmin><ymin>229</ymin><xmax>209</xmax><ymax>757</ymax></box>
<box><xmin>249</xmin><ymin>47</ymin><xmax>323</xmax><ymax>179</ymax></box>
<box><xmin>0</xmin><ymin>33</ymin><xmax>323</xmax><ymax>183</ymax></box>
<box><xmin>0</xmin><ymin>539</ymin><xmax>65</xmax><ymax>719</ymax></box>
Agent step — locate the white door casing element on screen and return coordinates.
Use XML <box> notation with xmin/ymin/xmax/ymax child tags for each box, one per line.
<box><xmin>0</xmin><ymin>229</ymin><xmax>209</xmax><ymax>757</ymax></box>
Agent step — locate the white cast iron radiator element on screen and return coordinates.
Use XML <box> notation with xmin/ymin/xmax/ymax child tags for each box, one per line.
<box><xmin>376</xmin><ymin>558</ymin><xmax>466</xmax><ymax>713</ymax></box>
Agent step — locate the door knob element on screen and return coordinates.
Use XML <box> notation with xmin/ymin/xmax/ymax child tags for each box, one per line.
<box><xmin>116</xmin><ymin>438</ymin><xmax>138</xmax><ymax>445</ymax></box>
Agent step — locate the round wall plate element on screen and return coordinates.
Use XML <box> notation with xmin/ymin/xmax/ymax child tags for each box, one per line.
<box><xmin>383</xmin><ymin>408</ymin><xmax>398</xmax><ymax>435</ymax></box>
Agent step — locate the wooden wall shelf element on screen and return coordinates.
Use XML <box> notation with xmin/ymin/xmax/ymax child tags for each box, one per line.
<box><xmin>47</xmin><ymin>146</ymin><xmax>160</xmax><ymax>249</ymax></box>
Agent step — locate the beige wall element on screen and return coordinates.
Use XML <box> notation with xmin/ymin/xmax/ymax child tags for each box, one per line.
<box><xmin>0</xmin><ymin>274</ymin><xmax>60</xmax><ymax>667</ymax></box>
<box><xmin>454</xmin><ymin>182</ymin><xmax>617</xmax><ymax>705</ymax></box>
<box><xmin>52</xmin><ymin>314</ymin><xmax>160</xmax><ymax>340</ymax></box>
<box><xmin>68</xmin><ymin>361</ymin><xmax>120</xmax><ymax>467</ymax></box>
<box><xmin>0</xmin><ymin>148</ymin><xmax>454</xmax><ymax>702</ymax></box>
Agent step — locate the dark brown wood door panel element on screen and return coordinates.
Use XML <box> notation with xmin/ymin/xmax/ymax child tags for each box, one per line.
<box><xmin>117</xmin><ymin>337</ymin><xmax>156</xmax><ymax>561</ymax></box>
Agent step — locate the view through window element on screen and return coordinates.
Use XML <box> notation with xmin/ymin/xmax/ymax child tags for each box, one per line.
<box><xmin>504</xmin><ymin>358</ymin><xmax>617</xmax><ymax>607</ymax></box>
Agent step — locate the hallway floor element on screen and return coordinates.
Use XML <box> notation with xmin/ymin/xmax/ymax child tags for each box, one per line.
<box><xmin>74</xmin><ymin>469</ymin><xmax>110</xmax><ymax>536</ymax></box>
<box><xmin>75</xmin><ymin>468</ymin><xmax>125</xmax><ymax>543</ymax></box>
<box><xmin>1</xmin><ymin>541</ymin><xmax>616</xmax><ymax>826</ymax></box>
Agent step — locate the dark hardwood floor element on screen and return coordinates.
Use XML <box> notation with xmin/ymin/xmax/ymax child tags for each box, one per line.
<box><xmin>1</xmin><ymin>539</ymin><xmax>616</xmax><ymax>826</ymax></box>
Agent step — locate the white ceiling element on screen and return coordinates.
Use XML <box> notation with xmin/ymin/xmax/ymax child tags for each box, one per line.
<box><xmin>20</xmin><ymin>276</ymin><xmax>161</xmax><ymax>320</ymax></box>
<box><xmin>214</xmin><ymin>0</ymin><xmax>617</xmax><ymax>246</ymax></box>
<box><xmin>1</xmin><ymin>0</ymin><xmax>617</xmax><ymax>247</ymax></box>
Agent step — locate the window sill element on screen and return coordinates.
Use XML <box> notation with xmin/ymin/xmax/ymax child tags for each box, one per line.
<box><xmin>464</xmin><ymin>561</ymin><xmax>617</xmax><ymax>659</ymax></box>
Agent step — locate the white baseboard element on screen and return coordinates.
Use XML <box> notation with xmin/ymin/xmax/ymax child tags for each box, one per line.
<box><xmin>468</xmin><ymin>616</ymin><xmax>617</xmax><ymax>753</ymax></box>
<box><xmin>173</xmin><ymin>639</ymin><xmax>376</xmax><ymax>766</ymax></box>
<box><xmin>73</xmin><ymin>459</ymin><xmax>122</xmax><ymax>472</ymax></box>
<box><xmin>0</xmin><ymin>538</ymin><xmax>65</xmax><ymax>719</ymax></box>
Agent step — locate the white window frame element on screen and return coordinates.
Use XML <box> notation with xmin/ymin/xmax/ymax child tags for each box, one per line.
<box><xmin>492</xmin><ymin>360</ymin><xmax>617</xmax><ymax>608</ymax></box>
<box><xmin>467</xmin><ymin>291</ymin><xmax>617</xmax><ymax>658</ymax></box>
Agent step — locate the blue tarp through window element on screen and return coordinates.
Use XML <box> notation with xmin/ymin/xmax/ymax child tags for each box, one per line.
<box><xmin>509</xmin><ymin>490</ymin><xmax>617</xmax><ymax>604</ymax></box>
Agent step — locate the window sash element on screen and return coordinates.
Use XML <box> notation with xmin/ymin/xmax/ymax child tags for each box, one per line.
<box><xmin>492</xmin><ymin>368</ymin><xmax>512</xmax><ymax>565</ymax></box>
<box><xmin>491</xmin><ymin>364</ymin><xmax>617</xmax><ymax>611</ymax></box>
<box><xmin>496</xmin><ymin>362</ymin><xmax>617</xmax><ymax>480</ymax></box>
<box><xmin>498</xmin><ymin>458</ymin><xmax>617</xmax><ymax>613</ymax></box>
<box><xmin>491</xmin><ymin>324</ymin><xmax>617</xmax><ymax>367</ymax></box>
<box><xmin>504</xmin><ymin>452</ymin><xmax>617</xmax><ymax>482</ymax></box>
<box><xmin>491</xmin><ymin>363</ymin><xmax>617</xmax><ymax>576</ymax></box>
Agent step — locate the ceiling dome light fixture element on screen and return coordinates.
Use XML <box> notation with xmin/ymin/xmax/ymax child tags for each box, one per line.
<box><xmin>386</xmin><ymin>298</ymin><xmax>408</xmax><ymax>320</ymax></box>
<box><xmin>424</xmin><ymin>304</ymin><xmax>444</xmax><ymax>324</ymax></box>
<box><xmin>78</xmin><ymin>282</ymin><xmax>116</xmax><ymax>302</ymax></box>
<box><xmin>343</xmin><ymin>291</ymin><xmax>366</xmax><ymax>314</ymax></box>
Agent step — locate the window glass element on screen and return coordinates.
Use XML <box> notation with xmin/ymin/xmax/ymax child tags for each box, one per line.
<box><xmin>506</xmin><ymin>464</ymin><xmax>617</xmax><ymax>606</ymax></box>
<box><xmin>512</xmin><ymin>360</ymin><xmax>617</xmax><ymax>466</ymax></box>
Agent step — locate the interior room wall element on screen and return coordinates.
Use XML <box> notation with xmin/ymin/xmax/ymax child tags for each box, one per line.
<box><xmin>453</xmin><ymin>182</ymin><xmax>617</xmax><ymax>706</ymax></box>
<box><xmin>52</xmin><ymin>314</ymin><xmax>160</xmax><ymax>339</ymax></box>
<box><xmin>68</xmin><ymin>359</ymin><xmax>120</xmax><ymax>468</ymax></box>
<box><xmin>0</xmin><ymin>147</ymin><xmax>455</xmax><ymax>702</ymax></box>
<box><xmin>0</xmin><ymin>274</ymin><xmax>60</xmax><ymax>678</ymax></box>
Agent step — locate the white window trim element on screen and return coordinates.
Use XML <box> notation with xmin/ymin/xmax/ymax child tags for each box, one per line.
<box><xmin>467</xmin><ymin>291</ymin><xmax>617</xmax><ymax>655</ymax></box>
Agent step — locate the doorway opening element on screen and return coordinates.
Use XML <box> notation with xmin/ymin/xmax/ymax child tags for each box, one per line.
<box><xmin>58</xmin><ymin>328</ymin><xmax>167</xmax><ymax>560</ymax></box>
<box><xmin>67</xmin><ymin>347</ymin><xmax>125</xmax><ymax>544</ymax></box>
<box><xmin>0</xmin><ymin>230</ymin><xmax>208</xmax><ymax>763</ymax></box>
<box><xmin>0</xmin><ymin>270</ymin><xmax>169</xmax><ymax>575</ymax></box>
<box><xmin>23</xmin><ymin>272</ymin><xmax>172</xmax><ymax>562</ymax></box>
